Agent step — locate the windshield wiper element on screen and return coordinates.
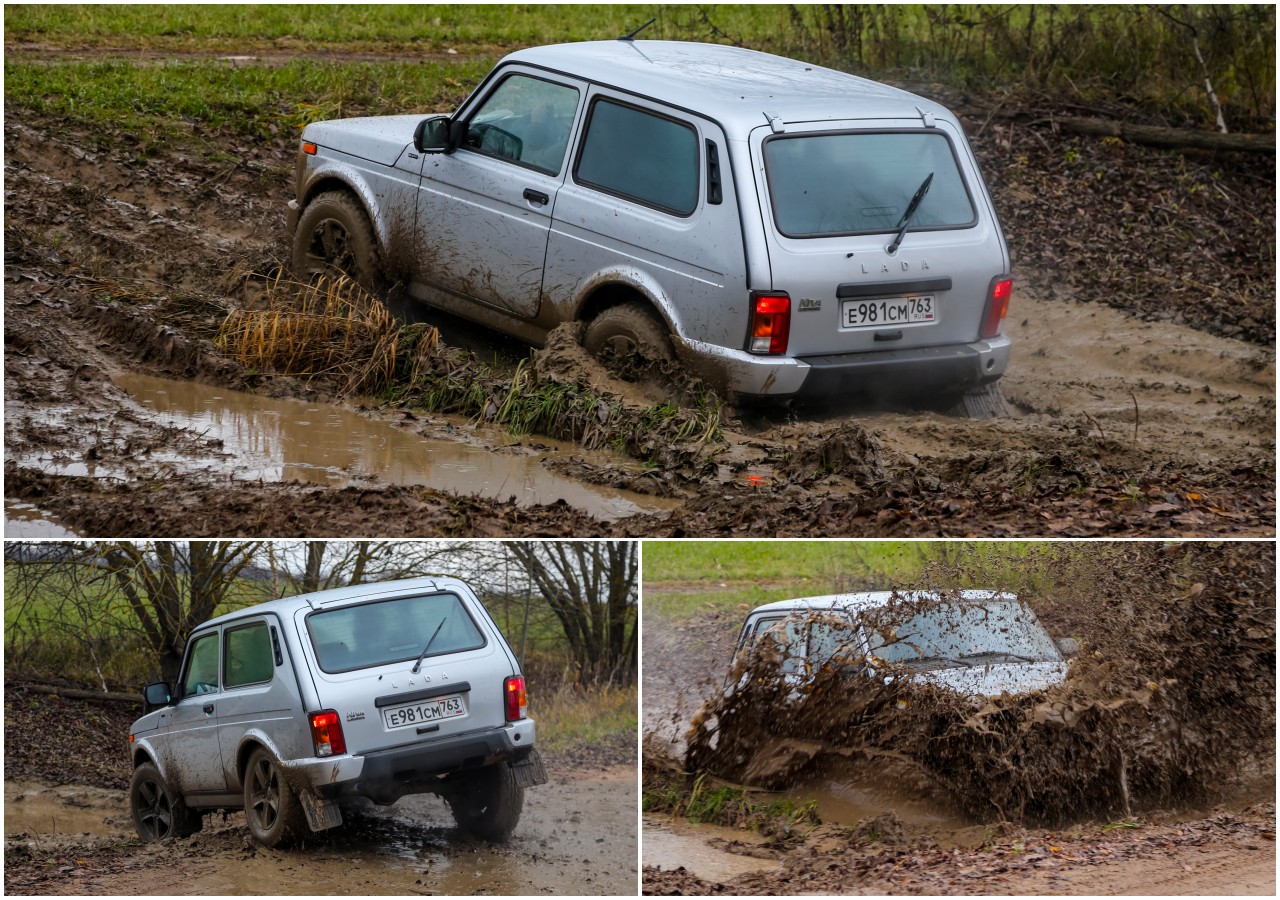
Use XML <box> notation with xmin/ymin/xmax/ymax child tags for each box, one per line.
<box><xmin>411</xmin><ymin>618</ymin><xmax>447</xmax><ymax>673</ymax></box>
<box><xmin>959</xmin><ymin>651</ymin><xmax>1037</xmax><ymax>663</ymax></box>
<box><xmin>909</xmin><ymin>654</ymin><xmax>972</xmax><ymax>668</ymax></box>
<box><xmin>886</xmin><ymin>172</ymin><xmax>934</xmax><ymax>255</ymax></box>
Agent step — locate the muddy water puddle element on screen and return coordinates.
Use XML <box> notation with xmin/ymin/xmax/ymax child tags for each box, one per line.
<box><xmin>5</xmin><ymin>782</ymin><xmax>127</xmax><ymax>837</ymax></box>
<box><xmin>112</xmin><ymin>372</ymin><xmax>675</xmax><ymax>521</ymax></box>
<box><xmin>3</xmin><ymin>501</ymin><xmax>79</xmax><ymax>537</ymax></box>
<box><xmin>643</xmin><ymin>816</ymin><xmax>779</xmax><ymax>881</ymax></box>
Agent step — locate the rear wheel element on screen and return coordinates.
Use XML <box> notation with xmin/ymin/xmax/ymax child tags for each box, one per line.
<box><xmin>129</xmin><ymin>762</ymin><xmax>200</xmax><ymax>841</ymax></box>
<box><xmin>583</xmin><ymin>302</ymin><xmax>674</xmax><ymax>372</ymax></box>
<box><xmin>446</xmin><ymin>764</ymin><xmax>525</xmax><ymax>841</ymax></box>
<box><xmin>291</xmin><ymin>190</ymin><xmax>380</xmax><ymax>290</ymax></box>
<box><xmin>243</xmin><ymin>748</ymin><xmax>307</xmax><ymax>848</ymax></box>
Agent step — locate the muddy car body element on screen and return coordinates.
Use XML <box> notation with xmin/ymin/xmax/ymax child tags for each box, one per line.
<box><xmin>127</xmin><ymin>577</ymin><xmax>546</xmax><ymax>847</ymax></box>
<box><xmin>733</xmin><ymin>590</ymin><xmax>1069</xmax><ymax>698</ymax></box>
<box><xmin>288</xmin><ymin>40</ymin><xmax>1012</xmax><ymax>401</ymax></box>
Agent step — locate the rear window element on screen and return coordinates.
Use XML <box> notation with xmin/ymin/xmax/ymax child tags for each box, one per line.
<box><xmin>307</xmin><ymin>593</ymin><xmax>486</xmax><ymax>673</ymax></box>
<box><xmin>763</xmin><ymin>131</ymin><xmax>976</xmax><ymax>237</ymax></box>
<box><xmin>575</xmin><ymin>98</ymin><xmax>699</xmax><ymax>216</ymax></box>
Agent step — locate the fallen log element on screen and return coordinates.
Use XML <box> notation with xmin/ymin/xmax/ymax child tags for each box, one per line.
<box><xmin>1041</xmin><ymin>116</ymin><xmax>1273</xmax><ymax>154</ymax></box>
<box><xmin>22</xmin><ymin>684</ymin><xmax>141</xmax><ymax>704</ymax></box>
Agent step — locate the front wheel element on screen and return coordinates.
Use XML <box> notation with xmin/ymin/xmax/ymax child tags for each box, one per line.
<box><xmin>291</xmin><ymin>190</ymin><xmax>380</xmax><ymax>291</ymax></box>
<box><xmin>243</xmin><ymin>748</ymin><xmax>307</xmax><ymax>848</ymax></box>
<box><xmin>446</xmin><ymin>764</ymin><xmax>525</xmax><ymax>841</ymax></box>
<box><xmin>129</xmin><ymin>762</ymin><xmax>200</xmax><ymax>841</ymax></box>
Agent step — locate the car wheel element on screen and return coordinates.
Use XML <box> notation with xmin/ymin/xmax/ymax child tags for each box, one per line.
<box><xmin>583</xmin><ymin>302</ymin><xmax>675</xmax><ymax>371</ymax></box>
<box><xmin>446</xmin><ymin>763</ymin><xmax>524</xmax><ymax>842</ymax></box>
<box><xmin>291</xmin><ymin>190</ymin><xmax>380</xmax><ymax>291</ymax></box>
<box><xmin>129</xmin><ymin>762</ymin><xmax>200</xmax><ymax>841</ymax></box>
<box><xmin>243</xmin><ymin>747</ymin><xmax>307</xmax><ymax>848</ymax></box>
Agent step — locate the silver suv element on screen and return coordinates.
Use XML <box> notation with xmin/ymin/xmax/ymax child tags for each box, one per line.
<box><xmin>288</xmin><ymin>40</ymin><xmax>1011</xmax><ymax>403</ymax></box>
<box><xmin>127</xmin><ymin>577</ymin><xmax>546</xmax><ymax>847</ymax></box>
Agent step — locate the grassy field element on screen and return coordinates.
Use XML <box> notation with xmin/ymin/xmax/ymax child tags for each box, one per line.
<box><xmin>642</xmin><ymin>541</ymin><xmax>1114</xmax><ymax>622</ymax></box>
<box><xmin>535</xmin><ymin>683</ymin><xmax>637</xmax><ymax>754</ymax></box>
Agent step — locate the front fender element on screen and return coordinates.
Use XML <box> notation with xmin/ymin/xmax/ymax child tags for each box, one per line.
<box><xmin>299</xmin><ymin>159</ymin><xmax>392</xmax><ymax>252</ymax></box>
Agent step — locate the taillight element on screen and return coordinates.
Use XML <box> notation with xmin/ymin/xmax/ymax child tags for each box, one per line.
<box><xmin>309</xmin><ymin>710</ymin><xmax>346</xmax><ymax>757</ymax></box>
<box><xmin>504</xmin><ymin>675</ymin><xmax>527</xmax><ymax>722</ymax></box>
<box><xmin>748</xmin><ymin>292</ymin><xmax>790</xmax><ymax>354</ymax></box>
<box><xmin>981</xmin><ymin>277</ymin><xmax>1012</xmax><ymax>339</ymax></box>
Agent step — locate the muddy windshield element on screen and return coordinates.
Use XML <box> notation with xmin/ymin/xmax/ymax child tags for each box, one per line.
<box><xmin>763</xmin><ymin>131</ymin><xmax>975</xmax><ymax>238</ymax></box>
<box><xmin>307</xmin><ymin>593</ymin><xmax>486</xmax><ymax>673</ymax></box>
<box><xmin>865</xmin><ymin>600</ymin><xmax>1060</xmax><ymax>665</ymax></box>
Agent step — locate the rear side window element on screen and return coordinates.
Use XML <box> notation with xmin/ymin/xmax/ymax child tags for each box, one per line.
<box><xmin>307</xmin><ymin>593</ymin><xmax>487</xmax><ymax>673</ymax></box>
<box><xmin>576</xmin><ymin>99</ymin><xmax>699</xmax><ymax>216</ymax></box>
<box><xmin>764</xmin><ymin>131</ymin><xmax>976</xmax><ymax>237</ymax></box>
<box><xmin>224</xmin><ymin>622</ymin><xmax>274</xmax><ymax>688</ymax></box>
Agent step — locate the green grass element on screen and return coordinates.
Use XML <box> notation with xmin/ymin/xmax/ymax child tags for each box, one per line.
<box><xmin>534</xmin><ymin>683</ymin><xmax>636</xmax><ymax>754</ymax></box>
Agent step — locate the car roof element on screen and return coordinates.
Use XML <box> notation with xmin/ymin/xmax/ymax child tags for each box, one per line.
<box><xmin>504</xmin><ymin>41</ymin><xmax>952</xmax><ymax>134</ymax></box>
<box><xmin>747</xmin><ymin>589</ymin><xmax>1018</xmax><ymax>618</ymax></box>
<box><xmin>196</xmin><ymin>576</ymin><xmax>471</xmax><ymax>630</ymax></box>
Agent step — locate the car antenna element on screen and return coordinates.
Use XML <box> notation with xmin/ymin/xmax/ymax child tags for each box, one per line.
<box><xmin>618</xmin><ymin>17</ymin><xmax>656</xmax><ymax>41</ymax></box>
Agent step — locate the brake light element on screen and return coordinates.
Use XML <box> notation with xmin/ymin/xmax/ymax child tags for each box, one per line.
<box><xmin>309</xmin><ymin>710</ymin><xmax>346</xmax><ymax>757</ymax></box>
<box><xmin>504</xmin><ymin>675</ymin><xmax>527</xmax><ymax>722</ymax></box>
<box><xmin>748</xmin><ymin>292</ymin><xmax>790</xmax><ymax>354</ymax></box>
<box><xmin>981</xmin><ymin>277</ymin><xmax>1012</xmax><ymax>339</ymax></box>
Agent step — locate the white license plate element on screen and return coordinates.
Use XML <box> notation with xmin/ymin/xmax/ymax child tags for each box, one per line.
<box><xmin>382</xmin><ymin>694</ymin><xmax>466</xmax><ymax>729</ymax></box>
<box><xmin>841</xmin><ymin>295</ymin><xmax>936</xmax><ymax>329</ymax></box>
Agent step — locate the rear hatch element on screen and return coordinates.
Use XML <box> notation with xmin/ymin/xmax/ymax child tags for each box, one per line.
<box><xmin>751</xmin><ymin>118</ymin><xmax>1008</xmax><ymax>358</ymax></box>
<box><xmin>294</xmin><ymin>591</ymin><xmax>514</xmax><ymax>756</ymax></box>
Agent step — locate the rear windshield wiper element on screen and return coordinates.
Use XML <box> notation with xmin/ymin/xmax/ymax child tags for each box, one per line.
<box><xmin>886</xmin><ymin>171</ymin><xmax>933</xmax><ymax>255</ymax></box>
<box><xmin>411</xmin><ymin>618</ymin><xmax>447</xmax><ymax>673</ymax></box>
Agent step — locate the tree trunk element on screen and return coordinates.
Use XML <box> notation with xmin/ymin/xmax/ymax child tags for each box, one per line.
<box><xmin>1045</xmin><ymin>116</ymin><xmax>1271</xmax><ymax>153</ymax></box>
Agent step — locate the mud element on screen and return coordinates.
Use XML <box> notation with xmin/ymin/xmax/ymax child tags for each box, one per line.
<box><xmin>4</xmin><ymin>82</ymin><xmax>1275</xmax><ymax>536</ymax></box>
<box><xmin>4</xmin><ymin>766</ymin><xmax>637</xmax><ymax>896</ymax></box>
<box><xmin>642</xmin><ymin>543</ymin><xmax>1276</xmax><ymax>893</ymax></box>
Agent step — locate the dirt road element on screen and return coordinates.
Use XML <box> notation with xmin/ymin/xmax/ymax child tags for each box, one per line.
<box><xmin>4</xmin><ymin>765</ymin><xmax>637</xmax><ymax>896</ymax></box>
<box><xmin>4</xmin><ymin>81</ymin><xmax>1274</xmax><ymax>537</ymax></box>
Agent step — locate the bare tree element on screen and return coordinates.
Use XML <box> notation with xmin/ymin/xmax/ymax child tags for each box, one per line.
<box><xmin>505</xmin><ymin>541</ymin><xmax>638</xmax><ymax>685</ymax></box>
<box><xmin>261</xmin><ymin>540</ymin><xmax>472</xmax><ymax>597</ymax></box>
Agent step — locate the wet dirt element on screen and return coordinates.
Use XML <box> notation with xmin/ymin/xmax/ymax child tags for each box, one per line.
<box><xmin>4</xmin><ymin>77</ymin><xmax>1275</xmax><ymax>536</ymax></box>
<box><xmin>642</xmin><ymin>543</ymin><xmax>1276</xmax><ymax>894</ymax></box>
<box><xmin>4</xmin><ymin>766</ymin><xmax>637</xmax><ymax>896</ymax></box>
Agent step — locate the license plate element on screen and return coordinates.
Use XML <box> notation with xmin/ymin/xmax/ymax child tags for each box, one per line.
<box><xmin>382</xmin><ymin>694</ymin><xmax>466</xmax><ymax>729</ymax></box>
<box><xmin>841</xmin><ymin>295</ymin><xmax>936</xmax><ymax>329</ymax></box>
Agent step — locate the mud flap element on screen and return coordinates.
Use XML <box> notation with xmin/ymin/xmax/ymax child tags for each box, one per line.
<box><xmin>955</xmin><ymin>382</ymin><xmax>1012</xmax><ymax>419</ymax></box>
<box><xmin>510</xmin><ymin>748</ymin><xmax>548</xmax><ymax>788</ymax></box>
<box><xmin>299</xmin><ymin>789</ymin><xmax>343</xmax><ymax>832</ymax></box>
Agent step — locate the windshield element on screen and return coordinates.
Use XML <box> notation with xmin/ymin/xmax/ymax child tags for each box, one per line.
<box><xmin>865</xmin><ymin>600</ymin><xmax>1060</xmax><ymax>665</ymax></box>
<box><xmin>307</xmin><ymin>593</ymin><xmax>486</xmax><ymax>673</ymax></box>
<box><xmin>763</xmin><ymin>131</ymin><xmax>975</xmax><ymax>238</ymax></box>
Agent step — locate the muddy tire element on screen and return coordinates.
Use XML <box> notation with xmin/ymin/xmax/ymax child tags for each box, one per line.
<box><xmin>129</xmin><ymin>762</ymin><xmax>200</xmax><ymax>841</ymax></box>
<box><xmin>243</xmin><ymin>748</ymin><xmax>307</xmax><ymax>848</ymax></box>
<box><xmin>447</xmin><ymin>763</ymin><xmax>524</xmax><ymax>841</ymax></box>
<box><xmin>583</xmin><ymin>302</ymin><xmax>675</xmax><ymax>369</ymax></box>
<box><xmin>291</xmin><ymin>190</ymin><xmax>380</xmax><ymax>290</ymax></box>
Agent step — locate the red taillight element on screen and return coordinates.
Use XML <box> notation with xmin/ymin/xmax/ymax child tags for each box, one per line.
<box><xmin>748</xmin><ymin>292</ymin><xmax>790</xmax><ymax>355</ymax></box>
<box><xmin>504</xmin><ymin>675</ymin><xmax>527</xmax><ymax>722</ymax></box>
<box><xmin>981</xmin><ymin>277</ymin><xmax>1012</xmax><ymax>339</ymax></box>
<box><xmin>309</xmin><ymin>710</ymin><xmax>346</xmax><ymax>757</ymax></box>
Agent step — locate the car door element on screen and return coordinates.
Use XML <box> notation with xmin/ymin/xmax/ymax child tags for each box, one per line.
<box><xmin>161</xmin><ymin>629</ymin><xmax>229</xmax><ymax>797</ymax></box>
<box><xmin>414</xmin><ymin>67</ymin><xmax>585</xmax><ymax>318</ymax></box>
<box><xmin>216</xmin><ymin>617</ymin><xmax>306</xmax><ymax>792</ymax></box>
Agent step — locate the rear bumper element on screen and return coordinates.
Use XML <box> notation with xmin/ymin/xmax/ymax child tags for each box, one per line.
<box><xmin>680</xmin><ymin>334</ymin><xmax>1010</xmax><ymax>399</ymax></box>
<box><xmin>313</xmin><ymin>719</ymin><xmax>537</xmax><ymax>802</ymax></box>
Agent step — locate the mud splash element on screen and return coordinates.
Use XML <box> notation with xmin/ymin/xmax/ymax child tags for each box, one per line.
<box><xmin>683</xmin><ymin>543</ymin><xmax>1275</xmax><ymax>825</ymax></box>
<box><xmin>100</xmin><ymin>372</ymin><xmax>677</xmax><ymax>521</ymax></box>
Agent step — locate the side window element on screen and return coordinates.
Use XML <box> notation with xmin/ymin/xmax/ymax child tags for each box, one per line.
<box><xmin>181</xmin><ymin>632</ymin><xmax>220</xmax><ymax>697</ymax></box>
<box><xmin>224</xmin><ymin>622</ymin><xmax>274</xmax><ymax>689</ymax></box>
<box><xmin>575</xmin><ymin>99</ymin><xmax>699</xmax><ymax>215</ymax></box>
<box><xmin>464</xmin><ymin>73</ymin><xmax>580</xmax><ymax>174</ymax></box>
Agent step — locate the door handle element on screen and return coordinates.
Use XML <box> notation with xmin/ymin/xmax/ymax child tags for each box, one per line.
<box><xmin>203</xmin><ymin>703</ymin><xmax>215</xmax><ymax>715</ymax></box>
<box><xmin>523</xmin><ymin>188</ymin><xmax>549</xmax><ymax>206</ymax></box>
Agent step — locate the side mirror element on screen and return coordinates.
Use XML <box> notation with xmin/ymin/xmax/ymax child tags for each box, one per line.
<box><xmin>143</xmin><ymin>681</ymin><xmax>172</xmax><ymax>711</ymax></box>
<box><xmin>414</xmin><ymin>115</ymin><xmax>454</xmax><ymax>154</ymax></box>
<box><xmin>1055</xmin><ymin>637</ymin><xmax>1080</xmax><ymax>659</ymax></box>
